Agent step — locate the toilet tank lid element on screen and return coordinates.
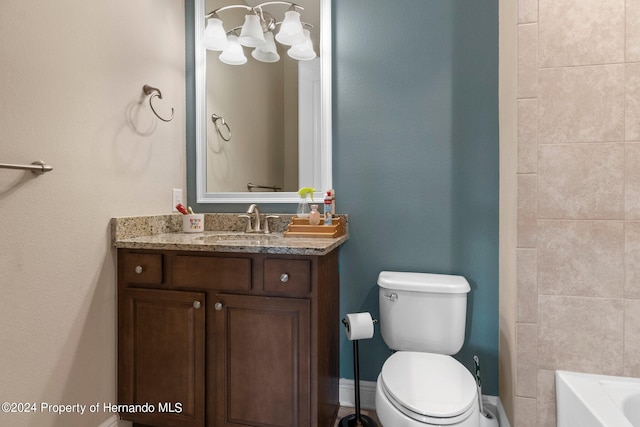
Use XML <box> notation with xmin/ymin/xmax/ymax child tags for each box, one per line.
<box><xmin>377</xmin><ymin>271</ymin><xmax>470</xmax><ymax>293</ymax></box>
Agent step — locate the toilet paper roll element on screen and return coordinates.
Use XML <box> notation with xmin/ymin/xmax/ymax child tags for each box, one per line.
<box><xmin>344</xmin><ymin>312</ymin><xmax>375</xmax><ymax>341</ymax></box>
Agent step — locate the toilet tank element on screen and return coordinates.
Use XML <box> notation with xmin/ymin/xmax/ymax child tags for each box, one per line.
<box><xmin>378</xmin><ymin>271</ymin><xmax>471</xmax><ymax>354</ymax></box>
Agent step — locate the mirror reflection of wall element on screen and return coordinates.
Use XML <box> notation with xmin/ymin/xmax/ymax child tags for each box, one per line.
<box><xmin>205</xmin><ymin>0</ymin><xmax>320</xmax><ymax>193</ymax></box>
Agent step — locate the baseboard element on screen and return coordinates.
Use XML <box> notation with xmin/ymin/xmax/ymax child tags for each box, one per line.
<box><xmin>483</xmin><ymin>395</ymin><xmax>511</xmax><ymax>427</ymax></box>
<box><xmin>339</xmin><ymin>378</ymin><xmax>377</xmax><ymax>410</ymax></box>
<box><xmin>97</xmin><ymin>415</ymin><xmax>131</xmax><ymax>427</ymax></box>
<box><xmin>339</xmin><ymin>378</ymin><xmax>512</xmax><ymax>427</ymax></box>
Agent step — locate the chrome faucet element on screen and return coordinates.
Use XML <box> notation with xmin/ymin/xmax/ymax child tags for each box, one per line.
<box><xmin>246</xmin><ymin>203</ymin><xmax>261</xmax><ymax>232</ymax></box>
<box><xmin>239</xmin><ymin>204</ymin><xmax>280</xmax><ymax>234</ymax></box>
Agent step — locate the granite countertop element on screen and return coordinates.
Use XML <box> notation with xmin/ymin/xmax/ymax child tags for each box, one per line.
<box><xmin>111</xmin><ymin>213</ymin><xmax>348</xmax><ymax>256</ymax></box>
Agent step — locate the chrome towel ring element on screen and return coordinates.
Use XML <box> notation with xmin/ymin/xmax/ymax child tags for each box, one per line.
<box><xmin>143</xmin><ymin>84</ymin><xmax>174</xmax><ymax>122</ymax></box>
<box><xmin>212</xmin><ymin>113</ymin><xmax>232</xmax><ymax>142</ymax></box>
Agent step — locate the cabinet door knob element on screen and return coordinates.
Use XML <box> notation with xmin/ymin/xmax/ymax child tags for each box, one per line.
<box><xmin>135</xmin><ymin>265</ymin><xmax>143</xmax><ymax>274</ymax></box>
<box><xmin>193</xmin><ymin>301</ymin><xmax>201</xmax><ymax>309</ymax></box>
<box><xmin>280</xmin><ymin>273</ymin><xmax>289</xmax><ymax>283</ymax></box>
<box><xmin>214</xmin><ymin>302</ymin><xmax>223</xmax><ymax>311</ymax></box>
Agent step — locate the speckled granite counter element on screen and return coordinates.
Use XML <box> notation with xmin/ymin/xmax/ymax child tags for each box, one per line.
<box><xmin>111</xmin><ymin>213</ymin><xmax>348</xmax><ymax>256</ymax></box>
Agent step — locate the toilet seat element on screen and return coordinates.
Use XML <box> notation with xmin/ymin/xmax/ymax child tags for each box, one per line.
<box><xmin>380</xmin><ymin>352</ymin><xmax>478</xmax><ymax>425</ymax></box>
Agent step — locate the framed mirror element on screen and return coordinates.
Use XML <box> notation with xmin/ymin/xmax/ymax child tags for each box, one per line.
<box><xmin>194</xmin><ymin>0</ymin><xmax>332</xmax><ymax>203</ymax></box>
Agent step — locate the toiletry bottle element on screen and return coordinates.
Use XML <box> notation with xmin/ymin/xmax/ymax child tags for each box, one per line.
<box><xmin>309</xmin><ymin>205</ymin><xmax>321</xmax><ymax>225</ymax></box>
<box><xmin>328</xmin><ymin>189</ymin><xmax>336</xmax><ymax>215</ymax></box>
<box><xmin>297</xmin><ymin>187</ymin><xmax>315</xmax><ymax>218</ymax></box>
<box><xmin>323</xmin><ymin>191</ymin><xmax>332</xmax><ymax>225</ymax></box>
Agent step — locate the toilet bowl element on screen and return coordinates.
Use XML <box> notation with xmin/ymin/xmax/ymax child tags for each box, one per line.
<box><xmin>375</xmin><ymin>352</ymin><xmax>480</xmax><ymax>427</ymax></box>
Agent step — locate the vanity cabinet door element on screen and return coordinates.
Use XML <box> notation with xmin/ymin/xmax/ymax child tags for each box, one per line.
<box><xmin>119</xmin><ymin>288</ymin><xmax>205</xmax><ymax>427</ymax></box>
<box><xmin>213</xmin><ymin>293</ymin><xmax>311</xmax><ymax>427</ymax></box>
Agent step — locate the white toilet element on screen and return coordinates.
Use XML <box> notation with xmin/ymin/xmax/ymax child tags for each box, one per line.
<box><xmin>375</xmin><ymin>271</ymin><xmax>480</xmax><ymax>427</ymax></box>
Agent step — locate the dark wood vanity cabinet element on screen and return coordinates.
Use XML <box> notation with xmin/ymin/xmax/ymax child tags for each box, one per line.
<box><xmin>117</xmin><ymin>248</ymin><xmax>340</xmax><ymax>427</ymax></box>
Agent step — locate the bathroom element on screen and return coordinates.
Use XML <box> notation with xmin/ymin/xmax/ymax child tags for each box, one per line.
<box><xmin>0</xmin><ymin>0</ymin><xmax>637</xmax><ymax>426</ymax></box>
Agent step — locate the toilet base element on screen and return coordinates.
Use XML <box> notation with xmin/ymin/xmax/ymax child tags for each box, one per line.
<box><xmin>339</xmin><ymin>413</ymin><xmax>378</xmax><ymax>427</ymax></box>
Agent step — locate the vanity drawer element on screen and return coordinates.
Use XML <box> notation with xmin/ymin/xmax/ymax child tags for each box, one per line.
<box><xmin>123</xmin><ymin>253</ymin><xmax>163</xmax><ymax>285</ymax></box>
<box><xmin>173</xmin><ymin>255</ymin><xmax>251</xmax><ymax>291</ymax></box>
<box><xmin>263</xmin><ymin>259</ymin><xmax>311</xmax><ymax>296</ymax></box>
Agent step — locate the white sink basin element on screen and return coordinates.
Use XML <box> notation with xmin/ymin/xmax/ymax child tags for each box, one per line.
<box><xmin>196</xmin><ymin>233</ymin><xmax>282</xmax><ymax>245</ymax></box>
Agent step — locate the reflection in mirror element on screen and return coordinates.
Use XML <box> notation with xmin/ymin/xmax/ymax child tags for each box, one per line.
<box><xmin>194</xmin><ymin>0</ymin><xmax>331</xmax><ymax>203</ymax></box>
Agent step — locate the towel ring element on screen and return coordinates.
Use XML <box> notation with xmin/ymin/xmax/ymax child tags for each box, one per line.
<box><xmin>212</xmin><ymin>114</ymin><xmax>232</xmax><ymax>142</ymax></box>
<box><xmin>143</xmin><ymin>85</ymin><xmax>174</xmax><ymax>122</ymax></box>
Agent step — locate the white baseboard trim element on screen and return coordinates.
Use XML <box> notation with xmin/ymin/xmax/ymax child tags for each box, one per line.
<box><xmin>339</xmin><ymin>378</ymin><xmax>511</xmax><ymax>427</ymax></box>
<box><xmin>97</xmin><ymin>415</ymin><xmax>131</xmax><ymax>427</ymax></box>
<box><xmin>483</xmin><ymin>395</ymin><xmax>511</xmax><ymax>427</ymax></box>
<box><xmin>96</xmin><ymin>415</ymin><xmax>119</xmax><ymax>427</ymax></box>
<box><xmin>339</xmin><ymin>378</ymin><xmax>377</xmax><ymax>410</ymax></box>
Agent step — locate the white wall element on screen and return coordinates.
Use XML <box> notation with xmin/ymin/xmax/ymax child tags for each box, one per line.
<box><xmin>0</xmin><ymin>1</ymin><xmax>186</xmax><ymax>426</ymax></box>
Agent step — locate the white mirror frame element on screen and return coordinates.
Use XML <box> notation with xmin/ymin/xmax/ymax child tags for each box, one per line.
<box><xmin>194</xmin><ymin>0</ymin><xmax>332</xmax><ymax>203</ymax></box>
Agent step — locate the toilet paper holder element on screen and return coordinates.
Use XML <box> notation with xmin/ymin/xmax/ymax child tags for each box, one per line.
<box><xmin>341</xmin><ymin>317</ymin><xmax>378</xmax><ymax>335</ymax></box>
<box><xmin>340</xmin><ymin>316</ymin><xmax>379</xmax><ymax>427</ymax></box>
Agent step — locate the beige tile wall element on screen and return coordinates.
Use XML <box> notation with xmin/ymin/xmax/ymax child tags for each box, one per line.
<box><xmin>514</xmin><ymin>1</ymin><xmax>640</xmax><ymax>425</ymax></box>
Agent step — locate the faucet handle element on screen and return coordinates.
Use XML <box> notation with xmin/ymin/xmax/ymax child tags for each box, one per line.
<box><xmin>238</xmin><ymin>214</ymin><xmax>252</xmax><ymax>233</ymax></box>
<box><xmin>264</xmin><ymin>215</ymin><xmax>280</xmax><ymax>234</ymax></box>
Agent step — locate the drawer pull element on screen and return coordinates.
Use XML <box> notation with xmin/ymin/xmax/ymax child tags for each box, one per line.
<box><xmin>280</xmin><ymin>273</ymin><xmax>289</xmax><ymax>283</ymax></box>
<box><xmin>214</xmin><ymin>302</ymin><xmax>223</xmax><ymax>311</ymax></box>
<box><xmin>193</xmin><ymin>301</ymin><xmax>201</xmax><ymax>309</ymax></box>
<box><xmin>135</xmin><ymin>265</ymin><xmax>144</xmax><ymax>274</ymax></box>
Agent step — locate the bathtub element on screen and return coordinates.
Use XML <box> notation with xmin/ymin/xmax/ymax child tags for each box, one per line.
<box><xmin>556</xmin><ymin>370</ymin><xmax>640</xmax><ymax>427</ymax></box>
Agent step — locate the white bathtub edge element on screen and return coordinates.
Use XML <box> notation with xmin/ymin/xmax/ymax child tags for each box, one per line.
<box><xmin>556</xmin><ymin>370</ymin><xmax>637</xmax><ymax>427</ymax></box>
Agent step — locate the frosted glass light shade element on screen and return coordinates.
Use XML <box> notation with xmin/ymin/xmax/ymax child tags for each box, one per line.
<box><xmin>219</xmin><ymin>35</ymin><xmax>247</xmax><ymax>65</ymax></box>
<box><xmin>238</xmin><ymin>14</ymin><xmax>265</xmax><ymax>47</ymax></box>
<box><xmin>202</xmin><ymin>18</ymin><xmax>228</xmax><ymax>51</ymax></box>
<box><xmin>287</xmin><ymin>29</ymin><xmax>316</xmax><ymax>61</ymax></box>
<box><xmin>252</xmin><ymin>32</ymin><xmax>280</xmax><ymax>63</ymax></box>
<box><xmin>275</xmin><ymin>10</ymin><xmax>305</xmax><ymax>45</ymax></box>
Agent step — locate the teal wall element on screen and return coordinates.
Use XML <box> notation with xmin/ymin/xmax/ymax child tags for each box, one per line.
<box><xmin>186</xmin><ymin>0</ymin><xmax>499</xmax><ymax>395</ymax></box>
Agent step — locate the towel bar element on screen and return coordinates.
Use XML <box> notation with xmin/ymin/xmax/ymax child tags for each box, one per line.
<box><xmin>0</xmin><ymin>160</ymin><xmax>53</xmax><ymax>175</ymax></box>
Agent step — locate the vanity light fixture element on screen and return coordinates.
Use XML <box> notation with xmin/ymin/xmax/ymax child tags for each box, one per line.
<box><xmin>202</xmin><ymin>1</ymin><xmax>316</xmax><ymax>65</ymax></box>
